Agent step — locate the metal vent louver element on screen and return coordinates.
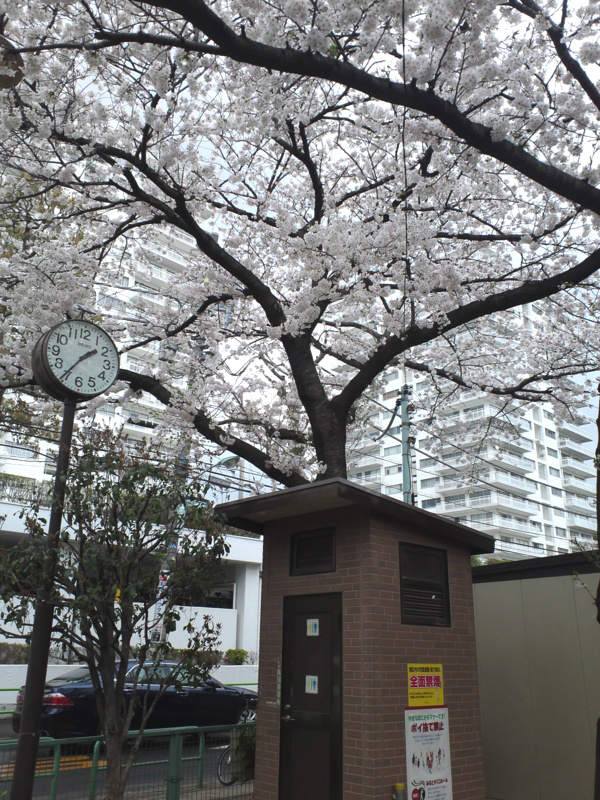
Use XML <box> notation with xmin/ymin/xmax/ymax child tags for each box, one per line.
<box><xmin>290</xmin><ymin>527</ymin><xmax>336</xmax><ymax>575</ymax></box>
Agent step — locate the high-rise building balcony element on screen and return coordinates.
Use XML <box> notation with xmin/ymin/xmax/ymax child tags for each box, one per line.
<box><xmin>562</xmin><ymin>473</ymin><xmax>595</xmax><ymax>496</ymax></box>
<box><xmin>448</xmin><ymin>511</ymin><xmax>539</xmax><ymax>537</ymax></box>
<box><xmin>561</xmin><ymin>456</ymin><xmax>595</xmax><ymax>478</ymax></box>
<box><xmin>481</xmin><ymin>470</ymin><xmax>538</xmax><ymax>496</ymax></box>
<box><xmin>484</xmin><ymin>450</ymin><xmax>536</xmax><ymax>475</ymax></box>
<box><xmin>557</xmin><ymin>418</ymin><xmax>594</xmax><ymax>442</ymax></box>
<box><xmin>140</xmin><ymin>241</ymin><xmax>188</xmax><ymax>271</ymax></box>
<box><xmin>564</xmin><ymin>493</ymin><xmax>595</xmax><ymax>514</ymax></box>
<box><xmin>566</xmin><ymin>512</ymin><xmax>595</xmax><ymax>532</ymax></box>
<box><xmin>444</xmin><ymin>491</ymin><xmax>538</xmax><ymax>516</ymax></box>
<box><xmin>558</xmin><ymin>438</ymin><xmax>594</xmax><ymax>459</ymax></box>
<box><xmin>348</xmin><ymin>452</ymin><xmax>382</xmax><ymax>471</ymax></box>
<box><xmin>438</xmin><ymin>470</ymin><xmax>537</xmax><ymax>496</ymax></box>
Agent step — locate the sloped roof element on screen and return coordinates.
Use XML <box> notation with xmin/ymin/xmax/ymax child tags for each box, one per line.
<box><xmin>216</xmin><ymin>477</ymin><xmax>495</xmax><ymax>554</ymax></box>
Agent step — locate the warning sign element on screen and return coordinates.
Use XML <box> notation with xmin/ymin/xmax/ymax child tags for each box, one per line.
<box><xmin>407</xmin><ymin>664</ymin><xmax>444</xmax><ymax>707</ymax></box>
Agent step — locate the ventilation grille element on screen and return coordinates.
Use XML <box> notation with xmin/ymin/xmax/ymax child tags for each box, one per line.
<box><xmin>399</xmin><ymin>542</ymin><xmax>451</xmax><ymax>627</ymax></box>
<box><xmin>290</xmin><ymin>527</ymin><xmax>336</xmax><ymax>575</ymax></box>
<box><xmin>401</xmin><ymin>581</ymin><xmax>447</xmax><ymax>624</ymax></box>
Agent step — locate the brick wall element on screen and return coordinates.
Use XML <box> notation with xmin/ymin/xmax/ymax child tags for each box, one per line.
<box><xmin>254</xmin><ymin>504</ymin><xmax>486</xmax><ymax>800</ymax></box>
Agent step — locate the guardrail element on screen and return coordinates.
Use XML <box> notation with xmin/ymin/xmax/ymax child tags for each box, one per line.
<box><xmin>0</xmin><ymin>721</ymin><xmax>255</xmax><ymax>800</ymax></box>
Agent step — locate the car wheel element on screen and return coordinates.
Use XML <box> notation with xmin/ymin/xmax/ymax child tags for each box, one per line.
<box><xmin>237</xmin><ymin>706</ymin><xmax>256</xmax><ymax>724</ymax></box>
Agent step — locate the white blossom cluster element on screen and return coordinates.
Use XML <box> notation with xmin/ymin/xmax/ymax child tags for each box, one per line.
<box><xmin>0</xmin><ymin>0</ymin><xmax>599</xmax><ymax>483</ymax></box>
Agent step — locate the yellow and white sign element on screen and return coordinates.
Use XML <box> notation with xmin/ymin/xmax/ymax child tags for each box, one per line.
<box><xmin>407</xmin><ymin>663</ymin><xmax>444</xmax><ymax>707</ymax></box>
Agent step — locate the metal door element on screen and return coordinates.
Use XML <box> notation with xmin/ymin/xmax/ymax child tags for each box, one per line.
<box><xmin>279</xmin><ymin>593</ymin><xmax>342</xmax><ymax>800</ymax></box>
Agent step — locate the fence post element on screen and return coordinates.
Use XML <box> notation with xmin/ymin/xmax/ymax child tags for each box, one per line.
<box><xmin>197</xmin><ymin>731</ymin><xmax>205</xmax><ymax>788</ymax></box>
<box><xmin>88</xmin><ymin>739</ymin><xmax>102</xmax><ymax>799</ymax></box>
<box><xmin>166</xmin><ymin>731</ymin><xmax>183</xmax><ymax>800</ymax></box>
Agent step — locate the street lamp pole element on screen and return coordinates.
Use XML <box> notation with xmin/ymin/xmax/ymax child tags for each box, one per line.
<box><xmin>9</xmin><ymin>399</ymin><xmax>76</xmax><ymax>800</ymax></box>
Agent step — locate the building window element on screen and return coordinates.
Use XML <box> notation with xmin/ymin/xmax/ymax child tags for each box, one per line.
<box><xmin>422</xmin><ymin>498</ymin><xmax>439</xmax><ymax>509</ymax></box>
<box><xmin>385</xmin><ymin>485</ymin><xmax>402</xmax><ymax>495</ymax></box>
<box><xmin>547</xmin><ymin>448</ymin><xmax>558</xmax><ymax>458</ymax></box>
<box><xmin>549</xmin><ymin>467</ymin><xmax>560</xmax><ymax>477</ymax></box>
<box><xmin>384</xmin><ymin>445</ymin><xmax>402</xmax><ymax>456</ymax></box>
<box><xmin>399</xmin><ymin>543</ymin><xmax>450</xmax><ymax>627</ymax></box>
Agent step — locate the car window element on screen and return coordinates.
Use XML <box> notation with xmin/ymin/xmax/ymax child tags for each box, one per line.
<box><xmin>126</xmin><ymin>663</ymin><xmax>172</xmax><ymax>685</ymax></box>
<box><xmin>50</xmin><ymin>667</ymin><xmax>91</xmax><ymax>683</ymax></box>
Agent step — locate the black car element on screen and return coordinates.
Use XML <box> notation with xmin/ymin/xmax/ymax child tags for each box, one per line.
<box><xmin>12</xmin><ymin>661</ymin><xmax>257</xmax><ymax>739</ymax></box>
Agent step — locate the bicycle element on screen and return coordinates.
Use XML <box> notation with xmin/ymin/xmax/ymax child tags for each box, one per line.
<box><xmin>217</xmin><ymin>744</ymin><xmax>238</xmax><ymax>786</ymax></box>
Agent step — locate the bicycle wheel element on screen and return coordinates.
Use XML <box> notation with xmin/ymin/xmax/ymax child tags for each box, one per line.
<box><xmin>217</xmin><ymin>746</ymin><xmax>239</xmax><ymax>786</ymax></box>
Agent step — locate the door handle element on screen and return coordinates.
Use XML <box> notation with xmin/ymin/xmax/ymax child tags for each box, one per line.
<box><xmin>281</xmin><ymin>704</ymin><xmax>295</xmax><ymax>722</ymax></box>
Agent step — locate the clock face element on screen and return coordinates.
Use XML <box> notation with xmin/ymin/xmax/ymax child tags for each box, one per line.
<box><xmin>35</xmin><ymin>320</ymin><xmax>119</xmax><ymax>400</ymax></box>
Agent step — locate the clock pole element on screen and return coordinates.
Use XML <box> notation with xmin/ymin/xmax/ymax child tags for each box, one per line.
<box><xmin>11</xmin><ymin>319</ymin><xmax>119</xmax><ymax>800</ymax></box>
<box><xmin>9</xmin><ymin>399</ymin><xmax>77</xmax><ymax>800</ymax></box>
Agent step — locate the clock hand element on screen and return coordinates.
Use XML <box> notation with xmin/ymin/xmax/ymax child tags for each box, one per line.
<box><xmin>59</xmin><ymin>348</ymin><xmax>98</xmax><ymax>380</ymax></box>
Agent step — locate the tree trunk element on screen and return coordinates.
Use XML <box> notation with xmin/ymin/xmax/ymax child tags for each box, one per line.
<box><xmin>104</xmin><ymin>733</ymin><xmax>127</xmax><ymax>800</ymax></box>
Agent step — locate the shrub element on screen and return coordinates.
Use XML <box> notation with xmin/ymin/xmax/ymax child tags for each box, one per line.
<box><xmin>224</xmin><ymin>648</ymin><xmax>248</xmax><ymax>665</ymax></box>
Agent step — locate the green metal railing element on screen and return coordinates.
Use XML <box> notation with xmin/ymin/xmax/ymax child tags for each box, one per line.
<box><xmin>0</xmin><ymin>722</ymin><xmax>255</xmax><ymax>800</ymax></box>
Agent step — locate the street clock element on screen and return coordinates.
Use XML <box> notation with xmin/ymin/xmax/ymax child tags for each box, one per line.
<box><xmin>32</xmin><ymin>319</ymin><xmax>119</xmax><ymax>402</ymax></box>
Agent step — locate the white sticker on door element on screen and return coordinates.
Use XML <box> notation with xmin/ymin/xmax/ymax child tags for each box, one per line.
<box><xmin>305</xmin><ymin>675</ymin><xmax>319</xmax><ymax>694</ymax></box>
<box><xmin>306</xmin><ymin>618</ymin><xmax>319</xmax><ymax>636</ymax></box>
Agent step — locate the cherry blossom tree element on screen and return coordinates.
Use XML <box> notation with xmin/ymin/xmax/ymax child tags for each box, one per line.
<box><xmin>0</xmin><ymin>0</ymin><xmax>599</xmax><ymax>489</ymax></box>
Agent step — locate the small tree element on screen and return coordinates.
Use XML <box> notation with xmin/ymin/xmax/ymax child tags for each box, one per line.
<box><xmin>0</xmin><ymin>428</ymin><xmax>228</xmax><ymax>800</ymax></box>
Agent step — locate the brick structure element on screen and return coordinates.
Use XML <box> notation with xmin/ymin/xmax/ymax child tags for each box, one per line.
<box><xmin>218</xmin><ymin>478</ymin><xmax>493</xmax><ymax>800</ymax></box>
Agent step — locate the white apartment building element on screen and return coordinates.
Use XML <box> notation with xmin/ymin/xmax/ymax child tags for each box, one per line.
<box><xmin>348</xmin><ymin>368</ymin><xmax>597</xmax><ymax>560</ymax></box>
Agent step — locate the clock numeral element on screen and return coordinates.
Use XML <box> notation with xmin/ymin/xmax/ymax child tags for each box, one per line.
<box><xmin>54</xmin><ymin>358</ymin><xmax>63</xmax><ymax>369</ymax></box>
<box><xmin>104</xmin><ymin>359</ymin><xmax>112</xmax><ymax>370</ymax></box>
<box><xmin>88</xmin><ymin>377</ymin><xmax>96</xmax><ymax>389</ymax></box>
<box><xmin>98</xmin><ymin>371</ymin><xmax>106</xmax><ymax>380</ymax></box>
<box><xmin>57</xmin><ymin>334</ymin><xmax>68</xmax><ymax>345</ymax></box>
<box><xmin>74</xmin><ymin>376</ymin><xmax>83</xmax><ymax>389</ymax></box>
<box><xmin>101</xmin><ymin>346</ymin><xmax>111</xmax><ymax>356</ymax></box>
<box><xmin>51</xmin><ymin>344</ymin><xmax>60</xmax><ymax>356</ymax></box>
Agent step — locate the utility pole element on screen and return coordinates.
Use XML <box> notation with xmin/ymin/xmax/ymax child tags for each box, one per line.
<box><xmin>400</xmin><ymin>385</ymin><xmax>413</xmax><ymax>505</ymax></box>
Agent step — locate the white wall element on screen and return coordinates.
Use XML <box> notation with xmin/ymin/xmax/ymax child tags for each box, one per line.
<box><xmin>0</xmin><ymin>531</ymin><xmax>263</xmax><ymax>658</ymax></box>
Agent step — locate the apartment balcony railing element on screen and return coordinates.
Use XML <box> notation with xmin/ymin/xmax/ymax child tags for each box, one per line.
<box><xmin>564</xmin><ymin>493</ymin><xmax>595</xmax><ymax>514</ymax></box>
<box><xmin>444</xmin><ymin>491</ymin><xmax>538</xmax><ymax>515</ymax></box>
<box><xmin>350</xmin><ymin>453</ymin><xmax>383</xmax><ymax>470</ymax></box>
<box><xmin>567</xmin><ymin>512</ymin><xmax>595</xmax><ymax>532</ymax></box>
<box><xmin>561</xmin><ymin>456</ymin><xmax>595</xmax><ymax>478</ymax></box>
<box><xmin>454</xmin><ymin>512</ymin><xmax>539</xmax><ymax>537</ymax></box>
<box><xmin>562</xmin><ymin>473</ymin><xmax>595</xmax><ymax>496</ymax></box>
<box><xmin>558</xmin><ymin>438</ymin><xmax>594</xmax><ymax>459</ymax></box>
<box><xmin>486</xmin><ymin>450</ymin><xmax>536</xmax><ymax>474</ymax></box>
<box><xmin>483</xmin><ymin>471</ymin><xmax>538</xmax><ymax>495</ymax></box>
